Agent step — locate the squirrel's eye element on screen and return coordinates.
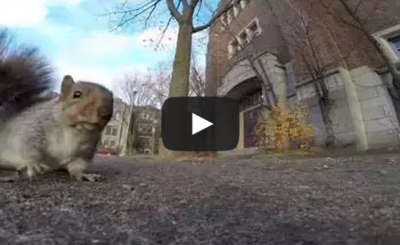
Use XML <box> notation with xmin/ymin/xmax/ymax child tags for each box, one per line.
<box><xmin>73</xmin><ymin>91</ymin><xmax>82</xmax><ymax>99</ymax></box>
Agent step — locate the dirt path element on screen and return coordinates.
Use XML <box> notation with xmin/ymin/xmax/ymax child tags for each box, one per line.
<box><xmin>1</xmin><ymin>154</ymin><xmax>400</xmax><ymax>245</ymax></box>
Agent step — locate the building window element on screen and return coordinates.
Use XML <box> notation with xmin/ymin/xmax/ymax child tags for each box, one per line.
<box><xmin>115</xmin><ymin>111</ymin><xmax>121</xmax><ymax>121</ymax></box>
<box><xmin>240</xmin><ymin>89</ymin><xmax>263</xmax><ymax>111</ymax></box>
<box><xmin>227</xmin><ymin>9</ymin><xmax>233</xmax><ymax>24</ymax></box>
<box><xmin>104</xmin><ymin>140</ymin><xmax>109</xmax><ymax>147</ymax></box>
<box><xmin>228</xmin><ymin>39</ymin><xmax>240</xmax><ymax>58</ymax></box>
<box><xmin>221</xmin><ymin>13</ymin><xmax>227</xmax><ymax>28</ymax></box>
<box><xmin>110</xmin><ymin>141</ymin><xmax>115</xmax><ymax>147</ymax></box>
<box><xmin>233</xmin><ymin>1</ymin><xmax>240</xmax><ymax>16</ymax></box>
<box><xmin>388</xmin><ymin>35</ymin><xmax>400</xmax><ymax>57</ymax></box>
<box><xmin>111</xmin><ymin>126</ymin><xmax>118</xmax><ymax>136</ymax></box>
<box><xmin>227</xmin><ymin>18</ymin><xmax>260</xmax><ymax>59</ymax></box>
<box><xmin>220</xmin><ymin>0</ymin><xmax>250</xmax><ymax>28</ymax></box>
<box><xmin>238</xmin><ymin>31</ymin><xmax>248</xmax><ymax>46</ymax></box>
<box><xmin>247</xmin><ymin>20</ymin><xmax>261</xmax><ymax>40</ymax></box>
<box><xmin>240</xmin><ymin>0</ymin><xmax>249</xmax><ymax>9</ymax></box>
<box><xmin>373</xmin><ymin>25</ymin><xmax>400</xmax><ymax>63</ymax></box>
<box><xmin>105</xmin><ymin>125</ymin><xmax>111</xmax><ymax>135</ymax></box>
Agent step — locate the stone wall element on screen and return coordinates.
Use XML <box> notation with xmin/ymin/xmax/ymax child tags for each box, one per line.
<box><xmin>296</xmin><ymin>71</ymin><xmax>357</xmax><ymax>147</ymax></box>
<box><xmin>295</xmin><ymin>66</ymin><xmax>400</xmax><ymax>149</ymax></box>
<box><xmin>217</xmin><ymin>43</ymin><xmax>400</xmax><ymax>151</ymax></box>
<box><xmin>351</xmin><ymin>67</ymin><xmax>400</xmax><ymax>148</ymax></box>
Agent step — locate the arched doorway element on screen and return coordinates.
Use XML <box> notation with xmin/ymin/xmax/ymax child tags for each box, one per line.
<box><xmin>226</xmin><ymin>76</ymin><xmax>264</xmax><ymax>148</ymax></box>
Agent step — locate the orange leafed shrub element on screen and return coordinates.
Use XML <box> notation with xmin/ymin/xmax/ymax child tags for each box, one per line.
<box><xmin>255</xmin><ymin>104</ymin><xmax>314</xmax><ymax>151</ymax></box>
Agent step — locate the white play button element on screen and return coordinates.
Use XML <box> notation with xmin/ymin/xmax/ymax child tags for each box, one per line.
<box><xmin>192</xmin><ymin>113</ymin><xmax>213</xmax><ymax>135</ymax></box>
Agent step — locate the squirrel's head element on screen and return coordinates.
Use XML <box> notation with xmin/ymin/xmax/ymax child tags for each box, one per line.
<box><xmin>57</xmin><ymin>75</ymin><xmax>114</xmax><ymax>132</ymax></box>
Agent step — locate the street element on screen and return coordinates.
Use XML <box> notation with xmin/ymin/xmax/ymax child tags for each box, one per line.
<box><xmin>1</xmin><ymin>153</ymin><xmax>400</xmax><ymax>245</ymax></box>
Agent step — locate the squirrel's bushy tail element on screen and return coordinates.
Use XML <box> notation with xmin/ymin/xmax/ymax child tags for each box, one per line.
<box><xmin>0</xmin><ymin>29</ymin><xmax>54</xmax><ymax>121</ymax></box>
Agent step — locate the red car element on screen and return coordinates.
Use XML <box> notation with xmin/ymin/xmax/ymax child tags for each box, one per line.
<box><xmin>96</xmin><ymin>148</ymin><xmax>116</xmax><ymax>155</ymax></box>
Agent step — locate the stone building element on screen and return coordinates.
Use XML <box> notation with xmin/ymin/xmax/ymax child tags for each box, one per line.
<box><xmin>134</xmin><ymin>106</ymin><xmax>161</xmax><ymax>154</ymax></box>
<box><xmin>100</xmin><ymin>98</ymin><xmax>129</xmax><ymax>152</ymax></box>
<box><xmin>205</xmin><ymin>0</ymin><xmax>400</xmax><ymax>153</ymax></box>
<box><xmin>99</xmin><ymin>99</ymin><xmax>161</xmax><ymax>155</ymax></box>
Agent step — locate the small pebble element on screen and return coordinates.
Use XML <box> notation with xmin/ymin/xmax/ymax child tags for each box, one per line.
<box><xmin>122</xmin><ymin>184</ymin><xmax>134</xmax><ymax>190</ymax></box>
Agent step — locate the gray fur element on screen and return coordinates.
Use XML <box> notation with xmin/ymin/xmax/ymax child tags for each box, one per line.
<box><xmin>0</xmin><ymin>98</ymin><xmax>101</xmax><ymax>179</ymax></box>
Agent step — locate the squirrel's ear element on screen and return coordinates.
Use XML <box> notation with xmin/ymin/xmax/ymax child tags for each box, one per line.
<box><xmin>59</xmin><ymin>75</ymin><xmax>75</xmax><ymax>101</ymax></box>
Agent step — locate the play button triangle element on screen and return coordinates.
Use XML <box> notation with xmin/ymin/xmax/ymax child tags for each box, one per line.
<box><xmin>192</xmin><ymin>113</ymin><xmax>213</xmax><ymax>135</ymax></box>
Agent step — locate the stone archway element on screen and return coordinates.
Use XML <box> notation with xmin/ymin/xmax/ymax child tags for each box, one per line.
<box><xmin>218</xmin><ymin>52</ymin><xmax>285</xmax><ymax>150</ymax></box>
<box><xmin>225</xmin><ymin>76</ymin><xmax>264</xmax><ymax>149</ymax></box>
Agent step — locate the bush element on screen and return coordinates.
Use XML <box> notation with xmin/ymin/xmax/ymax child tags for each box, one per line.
<box><xmin>255</xmin><ymin>103</ymin><xmax>314</xmax><ymax>151</ymax></box>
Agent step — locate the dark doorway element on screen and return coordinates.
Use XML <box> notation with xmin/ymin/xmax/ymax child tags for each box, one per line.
<box><xmin>225</xmin><ymin>76</ymin><xmax>264</xmax><ymax>149</ymax></box>
<box><xmin>243</xmin><ymin>106</ymin><xmax>262</xmax><ymax>148</ymax></box>
<box><xmin>240</xmin><ymin>89</ymin><xmax>263</xmax><ymax>148</ymax></box>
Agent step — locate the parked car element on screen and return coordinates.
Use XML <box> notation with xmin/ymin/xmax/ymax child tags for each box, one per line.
<box><xmin>96</xmin><ymin>148</ymin><xmax>117</xmax><ymax>155</ymax></box>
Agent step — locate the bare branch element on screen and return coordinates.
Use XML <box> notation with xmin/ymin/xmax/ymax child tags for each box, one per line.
<box><xmin>105</xmin><ymin>0</ymin><xmax>163</xmax><ymax>32</ymax></box>
<box><xmin>182</xmin><ymin>0</ymin><xmax>189</xmax><ymax>9</ymax></box>
<box><xmin>353</xmin><ymin>0</ymin><xmax>364</xmax><ymax>16</ymax></box>
<box><xmin>189</xmin><ymin>56</ymin><xmax>206</xmax><ymax>96</ymax></box>
<box><xmin>154</xmin><ymin>16</ymin><xmax>174</xmax><ymax>50</ymax></box>
<box><xmin>191</xmin><ymin>0</ymin><xmax>201</xmax><ymax>9</ymax></box>
<box><xmin>193</xmin><ymin>2</ymin><xmax>234</xmax><ymax>33</ymax></box>
<box><xmin>144</xmin><ymin>2</ymin><xmax>159</xmax><ymax>29</ymax></box>
<box><xmin>194</xmin><ymin>0</ymin><xmax>203</xmax><ymax>18</ymax></box>
<box><xmin>166</xmin><ymin>0</ymin><xmax>183</xmax><ymax>21</ymax></box>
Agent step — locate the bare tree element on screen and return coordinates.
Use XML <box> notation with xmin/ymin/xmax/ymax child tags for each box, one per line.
<box><xmin>280</xmin><ymin>0</ymin><xmax>372</xmax><ymax>147</ymax></box>
<box><xmin>274</xmin><ymin>0</ymin><xmax>370</xmax><ymax>148</ymax></box>
<box><xmin>103</xmin><ymin>1</ymin><xmax>238</xmax><ymax>157</ymax></box>
<box><xmin>145</xmin><ymin>58</ymin><xmax>207</xmax><ymax>101</ymax></box>
<box><xmin>282</xmin><ymin>9</ymin><xmax>337</xmax><ymax>147</ymax></box>
<box><xmin>104</xmin><ymin>0</ymin><xmax>234</xmax><ymax>99</ymax></box>
<box><xmin>116</xmin><ymin>72</ymin><xmax>141</xmax><ymax>105</ymax></box>
<box><xmin>189</xmin><ymin>55</ymin><xmax>206</xmax><ymax>97</ymax></box>
<box><xmin>145</xmin><ymin>61</ymin><xmax>172</xmax><ymax>108</ymax></box>
<box><xmin>320</xmin><ymin>0</ymin><xmax>400</xmax><ymax>119</ymax></box>
<box><xmin>115</xmin><ymin>72</ymin><xmax>153</xmax><ymax>155</ymax></box>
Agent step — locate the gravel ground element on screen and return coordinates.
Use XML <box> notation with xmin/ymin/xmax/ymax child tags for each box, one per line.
<box><xmin>1</xmin><ymin>153</ymin><xmax>400</xmax><ymax>245</ymax></box>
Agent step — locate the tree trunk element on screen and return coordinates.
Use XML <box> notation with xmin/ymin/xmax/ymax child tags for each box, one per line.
<box><xmin>320</xmin><ymin>98</ymin><xmax>335</xmax><ymax>147</ymax></box>
<box><xmin>314</xmin><ymin>80</ymin><xmax>336</xmax><ymax>147</ymax></box>
<box><xmin>121</xmin><ymin>103</ymin><xmax>135</xmax><ymax>156</ymax></box>
<box><xmin>168</xmin><ymin>23</ymin><xmax>193</xmax><ymax>98</ymax></box>
<box><xmin>159</xmin><ymin>22</ymin><xmax>193</xmax><ymax>158</ymax></box>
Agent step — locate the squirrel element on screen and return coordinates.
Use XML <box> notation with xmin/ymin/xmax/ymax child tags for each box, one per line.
<box><xmin>0</xmin><ymin>30</ymin><xmax>114</xmax><ymax>182</ymax></box>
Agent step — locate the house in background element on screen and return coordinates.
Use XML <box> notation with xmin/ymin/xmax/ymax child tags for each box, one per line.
<box><xmin>134</xmin><ymin>106</ymin><xmax>161</xmax><ymax>154</ymax></box>
<box><xmin>99</xmin><ymin>98</ymin><xmax>161</xmax><ymax>155</ymax></box>
<box><xmin>206</xmin><ymin>0</ymin><xmax>400</xmax><ymax>154</ymax></box>
<box><xmin>99</xmin><ymin>98</ymin><xmax>129</xmax><ymax>152</ymax></box>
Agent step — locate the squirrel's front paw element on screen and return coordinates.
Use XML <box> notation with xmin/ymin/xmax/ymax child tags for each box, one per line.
<box><xmin>66</xmin><ymin>158</ymin><xmax>103</xmax><ymax>182</ymax></box>
<box><xmin>82</xmin><ymin>173</ymin><xmax>104</xmax><ymax>182</ymax></box>
<box><xmin>0</xmin><ymin>172</ymin><xmax>21</xmax><ymax>182</ymax></box>
<box><xmin>24</xmin><ymin>163</ymin><xmax>49</xmax><ymax>180</ymax></box>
